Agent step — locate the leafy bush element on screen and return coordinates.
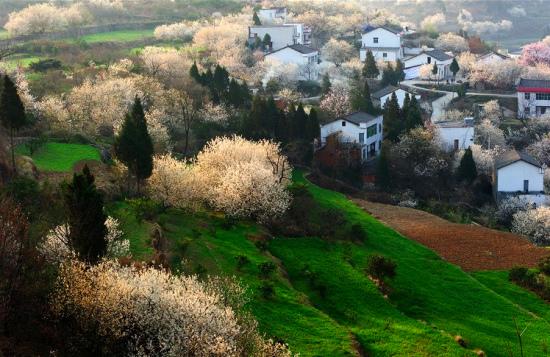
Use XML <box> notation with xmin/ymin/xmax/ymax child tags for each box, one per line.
<box><xmin>235</xmin><ymin>255</ymin><xmax>250</xmax><ymax>270</ymax></box>
<box><xmin>258</xmin><ymin>261</ymin><xmax>277</xmax><ymax>279</ymax></box>
<box><xmin>259</xmin><ymin>282</ymin><xmax>275</xmax><ymax>299</ymax></box>
<box><xmin>29</xmin><ymin>58</ymin><xmax>62</xmax><ymax>72</ymax></box>
<box><xmin>127</xmin><ymin>198</ymin><xmax>162</xmax><ymax>222</ymax></box>
<box><xmin>297</xmin><ymin>80</ymin><xmax>321</xmax><ymax>97</ymax></box>
<box><xmin>366</xmin><ymin>254</ymin><xmax>397</xmax><ymax>281</ymax></box>
<box><xmin>509</xmin><ymin>267</ymin><xmax>529</xmax><ymax>283</ymax></box>
<box><xmin>254</xmin><ymin>240</ymin><xmax>269</xmax><ymax>252</ymax></box>
<box><xmin>538</xmin><ymin>257</ymin><xmax>550</xmax><ymax>276</ymax></box>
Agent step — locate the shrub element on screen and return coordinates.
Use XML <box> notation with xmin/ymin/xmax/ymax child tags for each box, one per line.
<box><xmin>349</xmin><ymin>224</ymin><xmax>367</xmax><ymax>242</ymax></box>
<box><xmin>297</xmin><ymin>80</ymin><xmax>321</xmax><ymax>97</ymax></box>
<box><xmin>235</xmin><ymin>255</ymin><xmax>250</xmax><ymax>270</ymax></box>
<box><xmin>259</xmin><ymin>282</ymin><xmax>275</xmax><ymax>299</ymax></box>
<box><xmin>254</xmin><ymin>240</ymin><xmax>269</xmax><ymax>252</ymax></box>
<box><xmin>509</xmin><ymin>266</ymin><xmax>529</xmax><ymax>283</ymax></box>
<box><xmin>127</xmin><ymin>198</ymin><xmax>162</xmax><ymax>222</ymax></box>
<box><xmin>366</xmin><ymin>254</ymin><xmax>397</xmax><ymax>281</ymax></box>
<box><xmin>538</xmin><ymin>257</ymin><xmax>550</xmax><ymax>276</ymax></box>
<box><xmin>29</xmin><ymin>58</ymin><xmax>62</xmax><ymax>72</ymax></box>
<box><xmin>258</xmin><ymin>261</ymin><xmax>277</xmax><ymax>279</ymax></box>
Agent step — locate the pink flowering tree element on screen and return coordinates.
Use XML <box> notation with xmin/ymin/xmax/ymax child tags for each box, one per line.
<box><xmin>519</xmin><ymin>41</ymin><xmax>550</xmax><ymax>67</ymax></box>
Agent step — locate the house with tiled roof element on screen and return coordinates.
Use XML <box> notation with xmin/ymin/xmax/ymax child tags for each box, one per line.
<box><xmin>359</xmin><ymin>26</ymin><xmax>403</xmax><ymax>62</ymax></box>
<box><xmin>319</xmin><ymin>112</ymin><xmax>383</xmax><ymax>161</ymax></box>
<box><xmin>402</xmin><ymin>49</ymin><xmax>454</xmax><ymax>80</ymax></box>
<box><xmin>371</xmin><ymin>85</ymin><xmax>419</xmax><ymax>108</ymax></box>
<box><xmin>517</xmin><ymin>78</ymin><xmax>550</xmax><ymax>118</ymax></box>
<box><xmin>264</xmin><ymin>44</ymin><xmax>319</xmax><ymax>80</ymax></box>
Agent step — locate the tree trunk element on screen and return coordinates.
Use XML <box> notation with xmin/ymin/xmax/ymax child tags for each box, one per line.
<box><xmin>183</xmin><ymin>128</ymin><xmax>190</xmax><ymax>157</ymax></box>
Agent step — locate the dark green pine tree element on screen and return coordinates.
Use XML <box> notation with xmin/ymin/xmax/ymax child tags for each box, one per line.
<box><xmin>263</xmin><ymin>33</ymin><xmax>272</xmax><ymax>50</ymax></box>
<box><xmin>457</xmin><ymin>147</ymin><xmax>478</xmax><ymax>182</ymax></box>
<box><xmin>189</xmin><ymin>62</ymin><xmax>201</xmax><ymax>83</ymax></box>
<box><xmin>395</xmin><ymin>59</ymin><xmax>405</xmax><ymax>84</ymax></box>
<box><xmin>405</xmin><ymin>96</ymin><xmax>423</xmax><ymax>131</ymax></box>
<box><xmin>114</xmin><ymin>97</ymin><xmax>154</xmax><ymax>193</ymax></box>
<box><xmin>293</xmin><ymin>103</ymin><xmax>308</xmax><ymax>141</ymax></box>
<box><xmin>285</xmin><ymin>103</ymin><xmax>297</xmax><ymax>142</ymax></box>
<box><xmin>62</xmin><ymin>165</ymin><xmax>107</xmax><ymax>264</ymax></box>
<box><xmin>321</xmin><ymin>73</ymin><xmax>332</xmax><ymax>96</ymax></box>
<box><xmin>265</xmin><ymin>96</ymin><xmax>280</xmax><ymax>139</ymax></box>
<box><xmin>227</xmin><ymin>79</ymin><xmax>243</xmax><ymax>107</ymax></box>
<box><xmin>383</xmin><ymin>92</ymin><xmax>402</xmax><ymax>142</ymax></box>
<box><xmin>242</xmin><ymin>95</ymin><xmax>266</xmax><ymax>139</ymax></box>
<box><xmin>202</xmin><ymin>67</ymin><xmax>213</xmax><ymax>86</ymax></box>
<box><xmin>363</xmin><ymin>80</ymin><xmax>375</xmax><ymax>114</ymax></box>
<box><xmin>212</xmin><ymin>65</ymin><xmax>229</xmax><ymax>102</ymax></box>
<box><xmin>306</xmin><ymin>107</ymin><xmax>319</xmax><ymax>141</ymax></box>
<box><xmin>401</xmin><ymin>93</ymin><xmax>411</xmax><ymax>119</ymax></box>
<box><xmin>362</xmin><ymin>50</ymin><xmax>379</xmax><ymax>78</ymax></box>
<box><xmin>450</xmin><ymin>58</ymin><xmax>460</xmax><ymax>79</ymax></box>
<box><xmin>0</xmin><ymin>75</ymin><xmax>27</xmax><ymax>172</ymax></box>
<box><xmin>381</xmin><ymin>63</ymin><xmax>395</xmax><ymax>86</ymax></box>
<box><xmin>376</xmin><ymin>144</ymin><xmax>391</xmax><ymax>191</ymax></box>
<box><xmin>253</xmin><ymin>11</ymin><xmax>262</xmax><ymax>25</ymax></box>
<box><xmin>432</xmin><ymin>62</ymin><xmax>438</xmax><ymax>78</ymax></box>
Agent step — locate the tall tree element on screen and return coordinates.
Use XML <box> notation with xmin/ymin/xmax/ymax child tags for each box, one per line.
<box><xmin>362</xmin><ymin>50</ymin><xmax>379</xmax><ymax>78</ymax></box>
<box><xmin>114</xmin><ymin>97</ymin><xmax>154</xmax><ymax>193</ymax></box>
<box><xmin>62</xmin><ymin>165</ymin><xmax>107</xmax><ymax>264</ymax></box>
<box><xmin>456</xmin><ymin>147</ymin><xmax>477</xmax><ymax>182</ymax></box>
<box><xmin>395</xmin><ymin>60</ymin><xmax>405</xmax><ymax>84</ymax></box>
<box><xmin>307</xmin><ymin>108</ymin><xmax>319</xmax><ymax>141</ymax></box>
<box><xmin>381</xmin><ymin>63</ymin><xmax>396</xmax><ymax>86</ymax></box>
<box><xmin>350</xmin><ymin>79</ymin><xmax>375</xmax><ymax>114</ymax></box>
<box><xmin>431</xmin><ymin>62</ymin><xmax>438</xmax><ymax>82</ymax></box>
<box><xmin>450</xmin><ymin>58</ymin><xmax>460</xmax><ymax>79</ymax></box>
<box><xmin>189</xmin><ymin>62</ymin><xmax>201</xmax><ymax>83</ymax></box>
<box><xmin>321</xmin><ymin>73</ymin><xmax>332</xmax><ymax>96</ymax></box>
<box><xmin>383</xmin><ymin>93</ymin><xmax>402</xmax><ymax>142</ymax></box>
<box><xmin>293</xmin><ymin>103</ymin><xmax>308</xmax><ymax>140</ymax></box>
<box><xmin>252</xmin><ymin>11</ymin><xmax>261</xmax><ymax>25</ymax></box>
<box><xmin>263</xmin><ymin>33</ymin><xmax>272</xmax><ymax>50</ymax></box>
<box><xmin>376</xmin><ymin>144</ymin><xmax>391</xmax><ymax>191</ymax></box>
<box><xmin>0</xmin><ymin>75</ymin><xmax>26</xmax><ymax>173</ymax></box>
<box><xmin>363</xmin><ymin>80</ymin><xmax>375</xmax><ymax>114</ymax></box>
<box><xmin>401</xmin><ymin>93</ymin><xmax>411</xmax><ymax>119</ymax></box>
<box><xmin>243</xmin><ymin>95</ymin><xmax>267</xmax><ymax>139</ymax></box>
<box><xmin>405</xmin><ymin>96</ymin><xmax>423</xmax><ymax>131</ymax></box>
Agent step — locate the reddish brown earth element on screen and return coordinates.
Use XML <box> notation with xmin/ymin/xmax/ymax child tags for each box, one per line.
<box><xmin>352</xmin><ymin>198</ymin><xmax>550</xmax><ymax>271</ymax></box>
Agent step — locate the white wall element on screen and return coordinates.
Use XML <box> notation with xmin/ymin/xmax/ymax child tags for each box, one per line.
<box><xmin>497</xmin><ymin>161</ymin><xmax>544</xmax><ymax>193</ymax></box>
<box><xmin>249</xmin><ymin>26</ymin><xmax>295</xmax><ymax>51</ymax></box>
<box><xmin>437</xmin><ymin>127</ymin><xmax>474</xmax><ymax>151</ymax></box>
<box><xmin>517</xmin><ymin>91</ymin><xmax>550</xmax><ymax>118</ymax></box>
<box><xmin>265</xmin><ymin>48</ymin><xmax>319</xmax><ymax>80</ymax></box>
<box><xmin>361</xmin><ymin>28</ymin><xmax>400</xmax><ymax>48</ymax></box>
<box><xmin>258</xmin><ymin>9</ymin><xmax>287</xmax><ymax>23</ymax></box>
<box><xmin>360</xmin><ymin>48</ymin><xmax>400</xmax><ymax>62</ymax></box>
<box><xmin>378</xmin><ymin>89</ymin><xmax>417</xmax><ymax>108</ymax></box>
<box><xmin>404</xmin><ymin>53</ymin><xmax>452</xmax><ymax>79</ymax></box>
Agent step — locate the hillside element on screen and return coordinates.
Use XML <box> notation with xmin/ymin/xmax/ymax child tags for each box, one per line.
<box><xmin>111</xmin><ymin>172</ymin><xmax>550</xmax><ymax>356</ymax></box>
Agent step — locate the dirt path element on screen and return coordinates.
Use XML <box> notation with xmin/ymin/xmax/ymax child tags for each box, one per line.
<box><xmin>352</xmin><ymin>198</ymin><xmax>550</xmax><ymax>271</ymax></box>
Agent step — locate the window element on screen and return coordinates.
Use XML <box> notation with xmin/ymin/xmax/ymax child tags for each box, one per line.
<box><xmin>524</xmin><ymin>92</ymin><xmax>530</xmax><ymax>100</ymax></box>
<box><xmin>536</xmin><ymin>93</ymin><xmax>550</xmax><ymax>100</ymax></box>
<box><xmin>524</xmin><ymin>180</ymin><xmax>529</xmax><ymax>193</ymax></box>
<box><xmin>359</xmin><ymin>133</ymin><xmax>365</xmax><ymax>143</ymax></box>
<box><xmin>342</xmin><ymin>121</ymin><xmax>346</xmax><ymax>127</ymax></box>
<box><xmin>373</xmin><ymin>37</ymin><xmax>379</xmax><ymax>43</ymax></box>
<box><xmin>525</xmin><ymin>106</ymin><xmax>530</xmax><ymax>114</ymax></box>
<box><xmin>382</xmin><ymin>52</ymin><xmax>388</xmax><ymax>58</ymax></box>
<box><xmin>454</xmin><ymin>139</ymin><xmax>459</xmax><ymax>151</ymax></box>
<box><xmin>542</xmin><ymin>107</ymin><xmax>547</xmax><ymax>115</ymax></box>
<box><xmin>367</xmin><ymin>124</ymin><xmax>377</xmax><ymax>138</ymax></box>
<box><xmin>427</xmin><ymin>57</ymin><xmax>431</xmax><ymax>64</ymax></box>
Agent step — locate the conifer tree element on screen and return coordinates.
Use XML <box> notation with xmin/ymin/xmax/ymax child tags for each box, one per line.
<box><xmin>395</xmin><ymin>59</ymin><xmax>405</xmax><ymax>84</ymax></box>
<box><xmin>402</xmin><ymin>93</ymin><xmax>411</xmax><ymax>119</ymax></box>
<box><xmin>263</xmin><ymin>33</ymin><xmax>272</xmax><ymax>50</ymax></box>
<box><xmin>457</xmin><ymin>147</ymin><xmax>478</xmax><ymax>182</ymax></box>
<box><xmin>363</xmin><ymin>80</ymin><xmax>375</xmax><ymax>114</ymax></box>
<box><xmin>381</xmin><ymin>63</ymin><xmax>395</xmax><ymax>86</ymax></box>
<box><xmin>432</xmin><ymin>62</ymin><xmax>438</xmax><ymax>81</ymax></box>
<box><xmin>450</xmin><ymin>58</ymin><xmax>460</xmax><ymax>79</ymax></box>
<box><xmin>362</xmin><ymin>50</ymin><xmax>379</xmax><ymax>78</ymax></box>
<box><xmin>321</xmin><ymin>73</ymin><xmax>332</xmax><ymax>96</ymax></box>
<box><xmin>383</xmin><ymin>92</ymin><xmax>402</xmax><ymax>142</ymax></box>
<box><xmin>0</xmin><ymin>75</ymin><xmax>26</xmax><ymax>172</ymax></box>
<box><xmin>62</xmin><ymin>165</ymin><xmax>107</xmax><ymax>264</ymax></box>
<box><xmin>227</xmin><ymin>79</ymin><xmax>242</xmax><ymax>107</ymax></box>
<box><xmin>293</xmin><ymin>103</ymin><xmax>308</xmax><ymax>141</ymax></box>
<box><xmin>189</xmin><ymin>62</ymin><xmax>201</xmax><ymax>83</ymax></box>
<box><xmin>350</xmin><ymin>79</ymin><xmax>375</xmax><ymax>114</ymax></box>
<box><xmin>376</xmin><ymin>144</ymin><xmax>391</xmax><ymax>191</ymax></box>
<box><xmin>265</xmin><ymin>96</ymin><xmax>280</xmax><ymax>139</ymax></box>
<box><xmin>243</xmin><ymin>95</ymin><xmax>267</xmax><ymax>139</ymax></box>
<box><xmin>114</xmin><ymin>97</ymin><xmax>154</xmax><ymax>193</ymax></box>
<box><xmin>405</xmin><ymin>96</ymin><xmax>423</xmax><ymax>131</ymax></box>
<box><xmin>307</xmin><ymin>108</ymin><xmax>319</xmax><ymax>141</ymax></box>
<box><xmin>253</xmin><ymin>11</ymin><xmax>262</xmax><ymax>25</ymax></box>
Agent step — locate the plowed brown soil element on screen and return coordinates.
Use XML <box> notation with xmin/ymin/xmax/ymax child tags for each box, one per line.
<box><xmin>352</xmin><ymin>198</ymin><xmax>550</xmax><ymax>271</ymax></box>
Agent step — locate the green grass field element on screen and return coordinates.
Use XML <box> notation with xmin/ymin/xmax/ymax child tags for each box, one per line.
<box><xmin>0</xmin><ymin>54</ymin><xmax>43</xmax><ymax>70</ymax></box>
<box><xmin>16</xmin><ymin>142</ymin><xmax>100</xmax><ymax>172</ymax></box>
<box><xmin>115</xmin><ymin>172</ymin><xmax>550</xmax><ymax>356</ymax></box>
<box><xmin>77</xmin><ymin>29</ymin><xmax>154</xmax><ymax>44</ymax></box>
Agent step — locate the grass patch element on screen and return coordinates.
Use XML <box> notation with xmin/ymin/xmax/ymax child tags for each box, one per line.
<box><xmin>76</xmin><ymin>29</ymin><xmax>154</xmax><ymax>44</ymax></box>
<box><xmin>16</xmin><ymin>141</ymin><xmax>100</xmax><ymax>172</ymax></box>
<box><xmin>0</xmin><ymin>30</ymin><xmax>9</xmax><ymax>40</ymax></box>
<box><xmin>0</xmin><ymin>54</ymin><xmax>43</xmax><ymax>70</ymax></box>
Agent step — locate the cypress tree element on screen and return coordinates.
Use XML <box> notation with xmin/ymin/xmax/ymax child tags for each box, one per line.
<box><xmin>321</xmin><ymin>73</ymin><xmax>332</xmax><ymax>96</ymax></box>
<box><xmin>227</xmin><ymin>79</ymin><xmax>242</xmax><ymax>107</ymax></box>
<box><xmin>265</xmin><ymin>96</ymin><xmax>280</xmax><ymax>139</ymax></box>
<box><xmin>263</xmin><ymin>33</ymin><xmax>272</xmax><ymax>50</ymax></box>
<box><xmin>395</xmin><ymin>59</ymin><xmax>405</xmax><ymax>84</ymax></box>
<box><xmin>457</xmin><ymin>147</ymin><xmax>478</xmax><ymax>182</ymax></box>
<box><xmin>293</xmin><ymin>103</ymin><xmax>308</xmax><ymax>141</ymax></box>
<box><xmin>432</xmin><ymin>62</ymin><xmax>438</xmax><ymax>77</ymax></box>
<box><xmin>376</xmin><ymin>144</ymin><xmax>391</xmax><ymax>191</ymax></box>
<box><xmin>450</xmin><ymin>58</ymin><xmax>460</xmax><ymax>79</ymax></box>
<box><xmin>381</xmin><ymin>63</ymin><xmax>395</xmax><ymax>86</ymax></box>
<box><xmin>0</xmin><ymin>75</ymin><xmax>27</xmax><ymax>172</ymax></box>
<box><xmin>253</xmin><ymin>11</ymin><xmax>262</xmax><ymax>25</ymax></box>
<box><xmin>114</xmin><ymin>97</ymin><xmax>154</xmax><ymax>193</ymax></box>
<box><xmin>62</xmin><ymin>165</ymin><xmax>107</xmax><ymax>264</ymax></box>
<box><xmin>383</xmin><ymin>92</ymin><xmax>402</xmax><ymax>142</ymax></box>
<box><xmin>402</xmin><ymin>93</ymin><xmax>411</xmax><ymax>119</ymax></box>
<box><xmin>189</xmin><ymin>62</ymin><xmax>201</xmax><ymax>83</ymax></box>
<box><xmin>243</xmin><ymin>95</ymin><xmax>266</xmax><ymax>139</ymax></box>
<box><xmin>307</xmin><ymin>107</ymin><xmax>319</xmax><ymax>141</ymax></box>
<box><xmin>363</xmin><ymin>80</ymin><xmax>375</xmax><ymax>114</ymax></box>
<box><xmin>405</xmin><ymin>96</ymin><xmax>423</xmax><ymax>131</ymax></box>
<box><xmin>362</xmin><ymin>50</ymin><xmax>379</xmax><ymax>78</ymax></box>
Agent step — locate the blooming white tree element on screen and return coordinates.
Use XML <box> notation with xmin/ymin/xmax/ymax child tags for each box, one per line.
<box><xmin>512</xmin><ymin>207</ymin><xmax>550</xmax><ymax>245</ymax></box>
<box><xmin>435</xmin><ymin>33</ymin><xmax>469</xmax><ymax>53</ymax></box>
<box><xmin>468</xmin><ymin>60</ymin><xmax>524</xmax><ymax>89</ymax></box>
<box><xmin>481</xmin><ymin>100</ymin><xmax>502</xmax><ymax>125</ymax></box>
<box><xmin>457</xmin><ymin>9</ymin><xmax>513</xmax><ymax>35</ymax></box>
<box><xmin>469</xmin><ymin>143</ymin><xmax>505</xmax><ymax>176</ymax></box>
<box><xmin>320</xmin><ymin>87</ymin><xmax>351</xmax><ymax>119</ymax></box>
<box><xmin>52</xmin><ymin>260</ymin><xmax>291</xmax><ymax>356</ymax></box>
<box><xmin>420</xmin><ymin>13</ymin><xmax>446</xmax><ymax>33</ymax></box>
<box><xmin>475</xmin><ymin>119</ymin><xmax>506</xmax><ymax>149</ymax></box>
<box><xmin>321</xmin><ymin>39</ymin><xmax>356</xmax><ymax>67</ymax></box>
<box><xmin>139</xmin><ymin>46</ymin><xmax>192</xmax><ymax>80</ymax></box>
<box><xmin>526</xmin><ymin>133</ymin><xmax>550</xmax><ymax>166</ymax></box>
<box><xmin>5</xmin><ymin>4</ymin><xmax>68</xmax><ymax>36</ymax></box>
<box><xmin>496</xmin><ymin>196</ymin><xmax>532</xmax><ymax>226</ymax></box>
<box><xmin>154</xmin><ymin>21</ymin><xmax>200</xmax><ymax>41</ymax></box>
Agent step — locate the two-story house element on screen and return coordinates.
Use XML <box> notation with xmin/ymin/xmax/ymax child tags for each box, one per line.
<box><xmin>359</xmin><ymin>26</ymin><xmax>403</xmax><ymax>62</ymax></box>
<box><xmin>249</xmin><ymin>23</ymin><xmax>309</xmax><ymax>51</ymax></box>
<box><xmin>517</xmin><ymin>78</ymin><xmax>550</xmax><ymax>118</ymax></box>
<box><xmin>264</xmin><ymin>44</ymin><xmax>319</xmax><ymax>80</ymax></box>
<box><xmin>320</xmin><ymin>112</ymin><xmax>384</xmax><ymax>161</ymax></box>
<box><xmin>494</xmin><ymin>150</ymin><xmax>547</xmax><ymax>206</ymax></box>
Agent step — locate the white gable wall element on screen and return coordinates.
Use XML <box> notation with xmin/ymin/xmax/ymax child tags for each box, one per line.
<box><xmin>265</xmin><ymin>48</ymin><xmax>319</xmax><ymax>80</ymax></box>
<box><xmin>437</xmin><ymin>127</ymin><xmax>474</xmax><ymax>151</ymax></box>
<box><xmin>378</xmin><ymin>89</ymin><xmax>417</xmax><ymax>108</ymax></box>
<box><xmin>362</xmin><ymin>28</ymin><xmax>400</xmax><ymax>48</ymax></box>
<box><xmin>404</xmin><ymin>53</ymin><xmax>453</xmax><ymax>79</ymax></box>
<box><xmin>497</xmin><ymin>161</ymin><xmax>544</xmax><ymax>193</ymax></box>
<box><xmin>249</xmin><ymin>26</ymin><xmax>295</xmax><ymax>51</ymax></box>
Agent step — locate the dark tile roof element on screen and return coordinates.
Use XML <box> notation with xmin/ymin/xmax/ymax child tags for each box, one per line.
<box><xmin>362</xmin><ymin>25</ymin><xmax>399</xmax><ymax>35</ymax></box>
<box><xmin>266</xmin><ymin>44</ymin><xmax>318</xmax><ymax>56</ymax></box>
<box><xmin>479</xmin><ymin>51</ymin><xmax>510</xmax><ymax>60</ymax></box>
<box><xmin>362</xmin><ymin>46</ymin><xmax>401</xmax><ymax>50</ymax></box>
<box><xmin>495</xmin><ymin>150</ymin><xmax>541</xmax><ymax>170</ymax></box>
<box><xmin>338</xmin><ymin>111</ymin><xmax>379</xmax><ymax>125</ymax></box>
<box><xmin>425</xmin><ymin>49</ymin><xmax>453</xmax><ymax>61</ymax></box>
<box><xmin>518</xmin><ymin>78</ymin><xmax>550</xmax><ymax>88</ymax></box>
<box><xmin>371</xmin><ymin>85</ymin><xmax>399</xmax><ymax>99</ymax></box>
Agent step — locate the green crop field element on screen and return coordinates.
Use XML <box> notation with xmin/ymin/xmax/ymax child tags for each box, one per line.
<box><xmin>16</xmin><ymin>142</ymin><xmax>100</xmax><ymax>172</ymax></box>
<box><xmin>114</xmin><ymin>172</ymin><xmax>550</xmax><ymax>356</ymax></box>
<box><xmin>77</xmin><ymin>29</ymin><xmax>155</xmax><ymax>43</ymax></box>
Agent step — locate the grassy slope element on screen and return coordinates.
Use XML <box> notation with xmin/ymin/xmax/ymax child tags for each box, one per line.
<box><xmin>116</xmin><ymin>172</ymin><xmax>550</xmax><ymax>355</ymax></box>
<box><xmin>269</xmin><ymin>173</ymin><xmax>550</xmax><ymax>356</ymax></box>
<box><xmin>77</xmin><ymin>29</ymin><xmax>154</xmax><ymax>43</ymax></box>
<box><xmin>16</xmin><ymin>142</ymin><xmax>100</xmax><ymax>172</ymax></box>
<box><xmin>0</xmin><ymin>54</ymin><xmax>43</xmax><ymax>70</ymax></box>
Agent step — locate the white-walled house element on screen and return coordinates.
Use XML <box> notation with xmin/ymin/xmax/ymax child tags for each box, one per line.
<box><xmin>371</xmin><ymin>85</ymin><xmax>419</xmax><ymax>108</ymax></box>
<box><xmin>320</xmin><ymin>112</ymin><xmax>383</xmax><ymax>161</ymax></box>
<box><xmin>249</xmin><ymin>24</ymin><xmax>309</xmax><ymax>51</ymax></box>
<box><xmin>435</xmin><ymin>117</ymin><xmax>475</xmax><ymax>151</ymax></box>
<box><xmin>517</xmin><ymin>78</ymin><xmax>550</xmax><ymax>119</ymax></box>
<box><xmin>359</xmin><ymin>26</ymin><xmax>403</xmax><ymax>62</ymax></box>
<box><xmin>494</xmin><ymin>150</ymin><xmax>547</xmax><ymax>205</ymax></box>
<box><xmin>257</xmin><ymin>7</ymin><xmax>288</xmax><ymax>23</ymax></box>
<box><xmin>403</xmin><ymin>49</ymin><xmax>454</xmax><ymax>80</ymax></box>
<box><xmin>477</xmin><ymin>51</ymin><xmax>510</xmax><ymax>64</ymax></box>
<box><xmin>264</xmin><ymin>44</ymin><xmax>319</xmax><ymax>80</ymax></box>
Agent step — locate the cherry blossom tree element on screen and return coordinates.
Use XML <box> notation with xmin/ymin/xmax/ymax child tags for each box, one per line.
<box><xmin>435</xmin><ymin>33</ymin><xmax>469</xmax><ymax>53</ymax></box>
<box><xmin>154</xmin><ymin>21</ymin><xmax>200</xmax><ymax>41</ymax></box>
<box><xmin>526</xmin><ymin>133</ymin><xmax>550</xmax><ymax>166</ymax></box>
<box><xmin>519</xmin><ymin>41</ymin><xmax>550</xmax><ymax>67</ymax></box>
<box><xmin>475</xmin><ymin>119</ymin><xmax>506</xmax><ymax>149</ymax></box>
<box><xmin>457</xmin><ymin>9</ymin><xmax>513</xmax><ymax>35</ymax></box>
<box><xmin>420</xmin><ymin>13</ymin><xmax>446</xmax><ymax>33</ymax></box>
<box><xmin>320</xmin><ymin>87</ymin><xmax>351</xmax><ymax>119</ymax></box>
<box><xmin>139</xmin><ymin>46</ymin><xmax>192</xmax><ymax>81</ymax></box>
<box><xmin>512</xmin><ymin>207</ymin><xmax>550</xmax><ymax>245</ymax></box>
<box><xmin>468</xmin><ymin>60</ymin><xmax>523</xmax><ymax>89</ymax></box>
<box><xmin>321</xmin><ymin>39</ymin><xmax>356</xmax><ymax>67</ymax></box>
